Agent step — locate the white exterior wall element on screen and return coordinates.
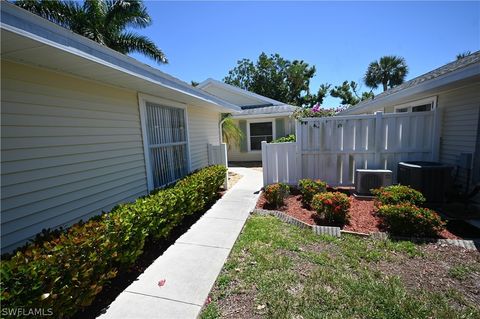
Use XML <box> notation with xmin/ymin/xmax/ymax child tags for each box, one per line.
<box><xmin>228</xmin><ymin>116</ymin><xmax>294</xmax><ymax>162</ymax></box>
<box><xmin>187</xmin><ymin>105</ymin><xmax>221</xmax><ymax>170</ymax></box>
<box><xmin>1</xmin><ymin>61</ymin><xmax>148</xmax><ymax>251</ymax></box>
<box><xmin>1</xmin><ymin>61</ymin><xmax>224</xmax><ymax>252</ymax></box>
<box><xmin>437</xmin><ymin>84</ymin><xmax>480</xmax><ymax>190</ymax></box>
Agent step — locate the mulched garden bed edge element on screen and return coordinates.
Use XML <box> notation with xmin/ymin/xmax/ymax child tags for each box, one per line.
<box><xmin>252</xmin><ymin>208</ymin><xmax>480</xmax><ymax>251</ymax></box>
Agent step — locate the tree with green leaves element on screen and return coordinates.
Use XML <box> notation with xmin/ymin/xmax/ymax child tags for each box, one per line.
<box><xmin>224</xmin><ymin>53</ymin><xmax>322</xmax><ymax>107</ymax></box>
<box><xmin>364</xmin><ymin>55</ymin><xmax>408</xmax><ymax>91</ymax></box>
<box><xmin>330</xmin><ymin>80</ymin><xmax>374</xmax><ymax>105</ymax></box>
<box><xmin>456</xmin><ymin>51</ymin><xmax>472</xmax><ymax>60</ymax></box>
<box><xmin>16</xmin><ymin>0</ymin><xmax>167</xmax><ymax>64</ymax></box>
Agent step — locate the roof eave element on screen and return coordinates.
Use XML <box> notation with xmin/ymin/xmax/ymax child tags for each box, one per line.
<box><xmin>341</xmin><ymin>63</ymin><xmax>480</xmax><ymax>115</ymax></box>
<box><xmin>0</xmin><ymin>2</ymin><xmax>240</xmax><ymax>112</ymax></box>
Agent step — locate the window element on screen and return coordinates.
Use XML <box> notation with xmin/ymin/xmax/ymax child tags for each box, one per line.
<box><xmin>394</xmin><ymin>97</ymin><xmax>436</xmax><ymax>113</ymax></box>
<box><xmin>139</xmin><ymin>95</ymin><xmax>190</xmax><ymax>191</ymax></box>
<box><xmin>249</xmin><ymin>122</ymin><xmax>273</xmax><ymax>151</ymax></box>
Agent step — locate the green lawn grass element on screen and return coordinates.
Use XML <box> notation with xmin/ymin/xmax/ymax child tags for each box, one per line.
<box><xmin>201</xmin><ymin>215</ymin><xmax>480</xmax><ymax>319</ymax></box>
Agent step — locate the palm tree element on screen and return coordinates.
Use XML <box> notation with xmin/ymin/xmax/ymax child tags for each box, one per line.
<box><xmin>456</xmin><ymin>51</ymin><xmax>472</xmax><ymax>60</ymax></box>
<box><xmin>221</xmin><ymin>114</ymin><xmax>244</xmax><ymax>149</ymax></box>
<box><xmin>15</xmin><ymin>0</ymin><xmax>167</xmax><ymax>64</ymax></box>
<box><xmin>364</xmin><ymin>56</ymin><xmax>408</xmax><ymax>91</ymax></box>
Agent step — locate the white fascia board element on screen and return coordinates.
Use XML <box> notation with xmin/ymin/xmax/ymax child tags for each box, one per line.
<box><xmin>341</xmin><ymin>63</ymin><xmax>480</xmax><ymax>115</ymax></box>
<box><xmin>231</xmin><ymin>112</ymin><xmax>293</xmax><ymax>119</ymax></box>
<box><xmin>0</xmin><ymin>2</ymin><xmax>240</xmax><ymax>112</ymax></box>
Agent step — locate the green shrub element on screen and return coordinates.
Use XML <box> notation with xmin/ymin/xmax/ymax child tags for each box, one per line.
<box><xmin>0</xmin><ymin>165</ymin><xmax>227</xmax><ymax>318</ymax></box>
<box><xmin>377</xmin><ymin>204</ymin><xmax>445</xmax><ymax>237</ymax></box>
<box><xmin>371</xmin><ymin>185</ymin><xmax>425</xmax><ymax>206</ymax></box>
<box><xmin>264</xmin><ymin>183</ymin><xmax>290</xmax><ymax>208</ymax></box>
<box><xmin>271</xmin><ymin>134</ymin><xmax>296</xmax><ymax>143</ymax></box>
<box><xmin>311</xmin><ymin>192</ymin><xmax>351</xmax><ymax>225</ymax></box>
<box><xmin>298</xmin><ymin>179</ymin><xmax>327</xmax><ymax>205</ymax></box>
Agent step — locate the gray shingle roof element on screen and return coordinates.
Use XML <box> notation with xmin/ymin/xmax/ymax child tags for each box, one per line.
<box><xmin>232</xmin><ymin>104</ymin><xmax>298</xmax><ymax>117</ymax></box>
<box><xmin>353</xmin><ymin>51</ymin><xmax>480</xmax><ymax>109</ymax></box>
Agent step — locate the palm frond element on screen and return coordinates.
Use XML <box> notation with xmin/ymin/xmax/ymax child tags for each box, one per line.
<box><xmin>222</xmin><ymin>115</ymin><xmax>244</xmax><ymax>148</ymax></box>
<box><xmin>111</xmin><ymin>32</ymin><xmax>168</xmax><ymax>63</ymax></box>
<box><xmin>105</xmin><ymin>0</ymin><xmax>151</xmax><ymax>30</ymax></box>
<box><xmin>15</xmin><ymin>0</ymin><xmax>80</xmax><ymax>28</ymax></box>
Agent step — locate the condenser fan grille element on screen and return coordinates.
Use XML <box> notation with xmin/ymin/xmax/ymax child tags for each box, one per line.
<box><xmin>359</xmin><ymin>173</ymin><xmax>383</xmax><ymax>191</ymax></box>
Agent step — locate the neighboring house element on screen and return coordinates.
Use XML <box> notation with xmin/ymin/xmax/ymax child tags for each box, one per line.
<box><xmin>198</xmin><ymin>79</ymin><xmax>298</xmax><ymax>162</ymax></box>
<box><xmin>341</xmin><ymin>52</ymin><xmax>480</xmax><ymax>199</ymax></box>
<box><xmin>0</xmin><ymin>3</ymin><xmax>239</xmax><ymax>252</ymax></box>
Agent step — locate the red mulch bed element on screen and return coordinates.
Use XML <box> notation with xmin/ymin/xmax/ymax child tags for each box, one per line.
<box><xmin>256</xmin><ymin>191</ymin><xmax>461</xmax><ymax>239</ymax></box>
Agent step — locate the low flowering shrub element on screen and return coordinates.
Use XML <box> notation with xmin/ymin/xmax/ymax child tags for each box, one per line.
<box><xmin>0</xmin><ymin>165</ymin><xmax>227</xmax><ymax>318</ymax></box>
<box><xmin>311</xmin><ymin>191</ymin><xmax>350</xmax><ymax>225</ymax></box>
<box><xmin>377</xmin><ymin>204</ymin><xmax>445</xmax><ymax>237</ymax></box>
<box><xmin>298</xmin><ymin>178</ymin><xmax>327</xmax><ymax>205</ymax></box>
<box><xmin>371</xmin><ymin>185</ymin><xmax>425</xmax><ymax>206</ymax></box>
<box><xmin>264</xmin><ymin>183</ymin><xmax>290</xmax><ymax>208</ymax></box>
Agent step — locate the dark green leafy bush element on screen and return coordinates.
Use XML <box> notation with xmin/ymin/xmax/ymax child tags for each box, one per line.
<box><xmin>264</xmin><ymin>183</ymin><xmax>290</xmax><ymax>208</ymax></box>
<box><xmin>377</xmin><ymin>204</ymin><xmax>445</xmax><ymax>237</ymax></box>
<box><xmin>371</xmin><ymin>185</ymin><xmax>425</xmax><ymax>206</ymax></box>
<box><xmin>298</xmin><ymin>178</ymin><xmax>327</xmax><ymax>205</ymax></box>
<box><xmin>0</xmin><ymin>165</ymin><xmax>227</xmax><ymax>318</ymax></box>
<box><xmin>311</xmin><ymin>191</ymin><xmax>351</xmax><ymax>225</ymax></box>
<box><xmin>271</xmin><ymin>134</ymin><xmax>296</xmax><ymax>143</ymax></box>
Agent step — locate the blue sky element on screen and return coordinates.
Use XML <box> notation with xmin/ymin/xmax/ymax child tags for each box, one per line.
<box><xmin>131</xmin><ymin>1</ymin><xmax>480</xmax><ymax>106</ymax></box>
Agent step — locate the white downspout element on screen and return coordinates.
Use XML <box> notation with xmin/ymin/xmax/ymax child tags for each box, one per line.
<box><xmin>219</xmin><ymin>117</ymin><xmax>228</xmax><ymax>144</ymax></box>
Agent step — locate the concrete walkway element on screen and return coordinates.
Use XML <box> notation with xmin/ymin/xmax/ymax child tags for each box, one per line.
<box><xmin>98</xmin><ymin>167</ymin><xmax>262</xmax><ymax>319</ymax></box>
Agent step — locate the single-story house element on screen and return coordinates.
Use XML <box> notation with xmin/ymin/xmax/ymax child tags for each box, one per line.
<box><xmin>198</xmin><ymin>78</ymin><xmax>298</xmax><ymax>162</ymax></box>
<box><xmin>0</xmin><ymin>3</ymin><xmax>240</xmax><ymax>252</ymax></box>
<box><xmin>341</xmin><ymin>52</ymin><xmax>480</xmax><ymax>203</ymax></box>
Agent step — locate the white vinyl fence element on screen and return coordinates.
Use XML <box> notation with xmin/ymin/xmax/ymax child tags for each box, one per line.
<box><xmin>262</xmin><ymin>111</ymin><xmax>441</xmax><ymax>186</ymax></box>
<box><xmin>208</xmin><ymin>143</ymin><xmax>229</xmax><ymax>188</ymax></box>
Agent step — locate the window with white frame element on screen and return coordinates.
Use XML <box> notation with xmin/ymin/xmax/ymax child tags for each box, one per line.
<box><xmin>394</xmin><ymin>97</ymin><xmax>437</xmax><ymax>113</ymax></box>
<box><xmin>249</xmin><ymin>121</ymin><xmax>273</xmax><ymax>151</ymax></box>
<box><xmin>141</xmin><ymin>100</ymin><xmax>189</xmax><ymax>189</ymax></box>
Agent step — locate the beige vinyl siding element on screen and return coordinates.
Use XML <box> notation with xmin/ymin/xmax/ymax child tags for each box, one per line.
<box><xmin>438</xmin><ymin>84</ymin><xmax>480</xmax><ymax>192</ymax></box>
<box><xmin>187</xmin><ymin>105</ymin><xmax>220</xmax><ymax>170</ymax></box>
<box><xmin>1</xmin><ymin>61</ymin><xmax>148</xmax><ymax>252</ymax></box>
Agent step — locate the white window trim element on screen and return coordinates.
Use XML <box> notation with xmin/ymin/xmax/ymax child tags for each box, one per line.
<box><xmin>247</xmin><ymin>118</ymin><xmax>276</xmax><ymax>152</ymax></box>
<box><xmin>138</xmin><ymin>93</ymin><xmax>192</xmax><ymax>192</ymax></box>
<box><xmin>394</xmin><ymin>96</ymin><xmax>437</xmax><ymax>113</ymax></box>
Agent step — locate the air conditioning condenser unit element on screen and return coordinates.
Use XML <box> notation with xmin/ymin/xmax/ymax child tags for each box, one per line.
<box><xmin>355</xmin><ymin>169</ymin><xmax>393</xmax><ymax>196</ymax></box>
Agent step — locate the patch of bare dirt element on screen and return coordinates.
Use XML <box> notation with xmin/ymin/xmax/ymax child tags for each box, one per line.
<box><xmin>375</xmin><ymin>244</ymin><xmax>480</xmax><ymax>307</ymax></box>
<box><xmin>209</xmin><ymin>282</ymin><xmax>263</xmax><ymax>319</ymax></box>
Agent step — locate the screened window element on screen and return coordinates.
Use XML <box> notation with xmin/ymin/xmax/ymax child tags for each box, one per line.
<box><xmin>394</xmin><ymin>97</ymin><xmax>436</xmax><ymax>113</ymax></box>
<box><xmin>145</xmin><ymin>102</ymin><xmax>188</xmax><ymax>188</ymax></box>
<box><xmin>249</xmin><ymin>122</ymin><xmax>273</xmax><ymax>151</ymax></box>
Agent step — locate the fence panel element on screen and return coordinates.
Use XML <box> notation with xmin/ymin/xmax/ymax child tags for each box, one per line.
<box><xmin>261</xmin><ymin>111</ymin><xmax>436</xmax><ymax>186</ymax></box>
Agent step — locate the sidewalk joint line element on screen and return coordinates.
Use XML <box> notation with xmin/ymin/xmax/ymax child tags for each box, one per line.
<box><xmin>175</xmin><ymin>241</ymin><xmax>231</xmax><ymax>250</ymax></box>
<box><xmin>124</xmin><ymin>291</ymin><xmax>203</xmax><ymax>307</ymax></box>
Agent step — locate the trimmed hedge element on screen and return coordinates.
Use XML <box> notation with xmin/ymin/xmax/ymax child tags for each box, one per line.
<box><xmin>0</xmin><ymin>165</ymin><xmax>227</xmax><ymax>318</ymax></box>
